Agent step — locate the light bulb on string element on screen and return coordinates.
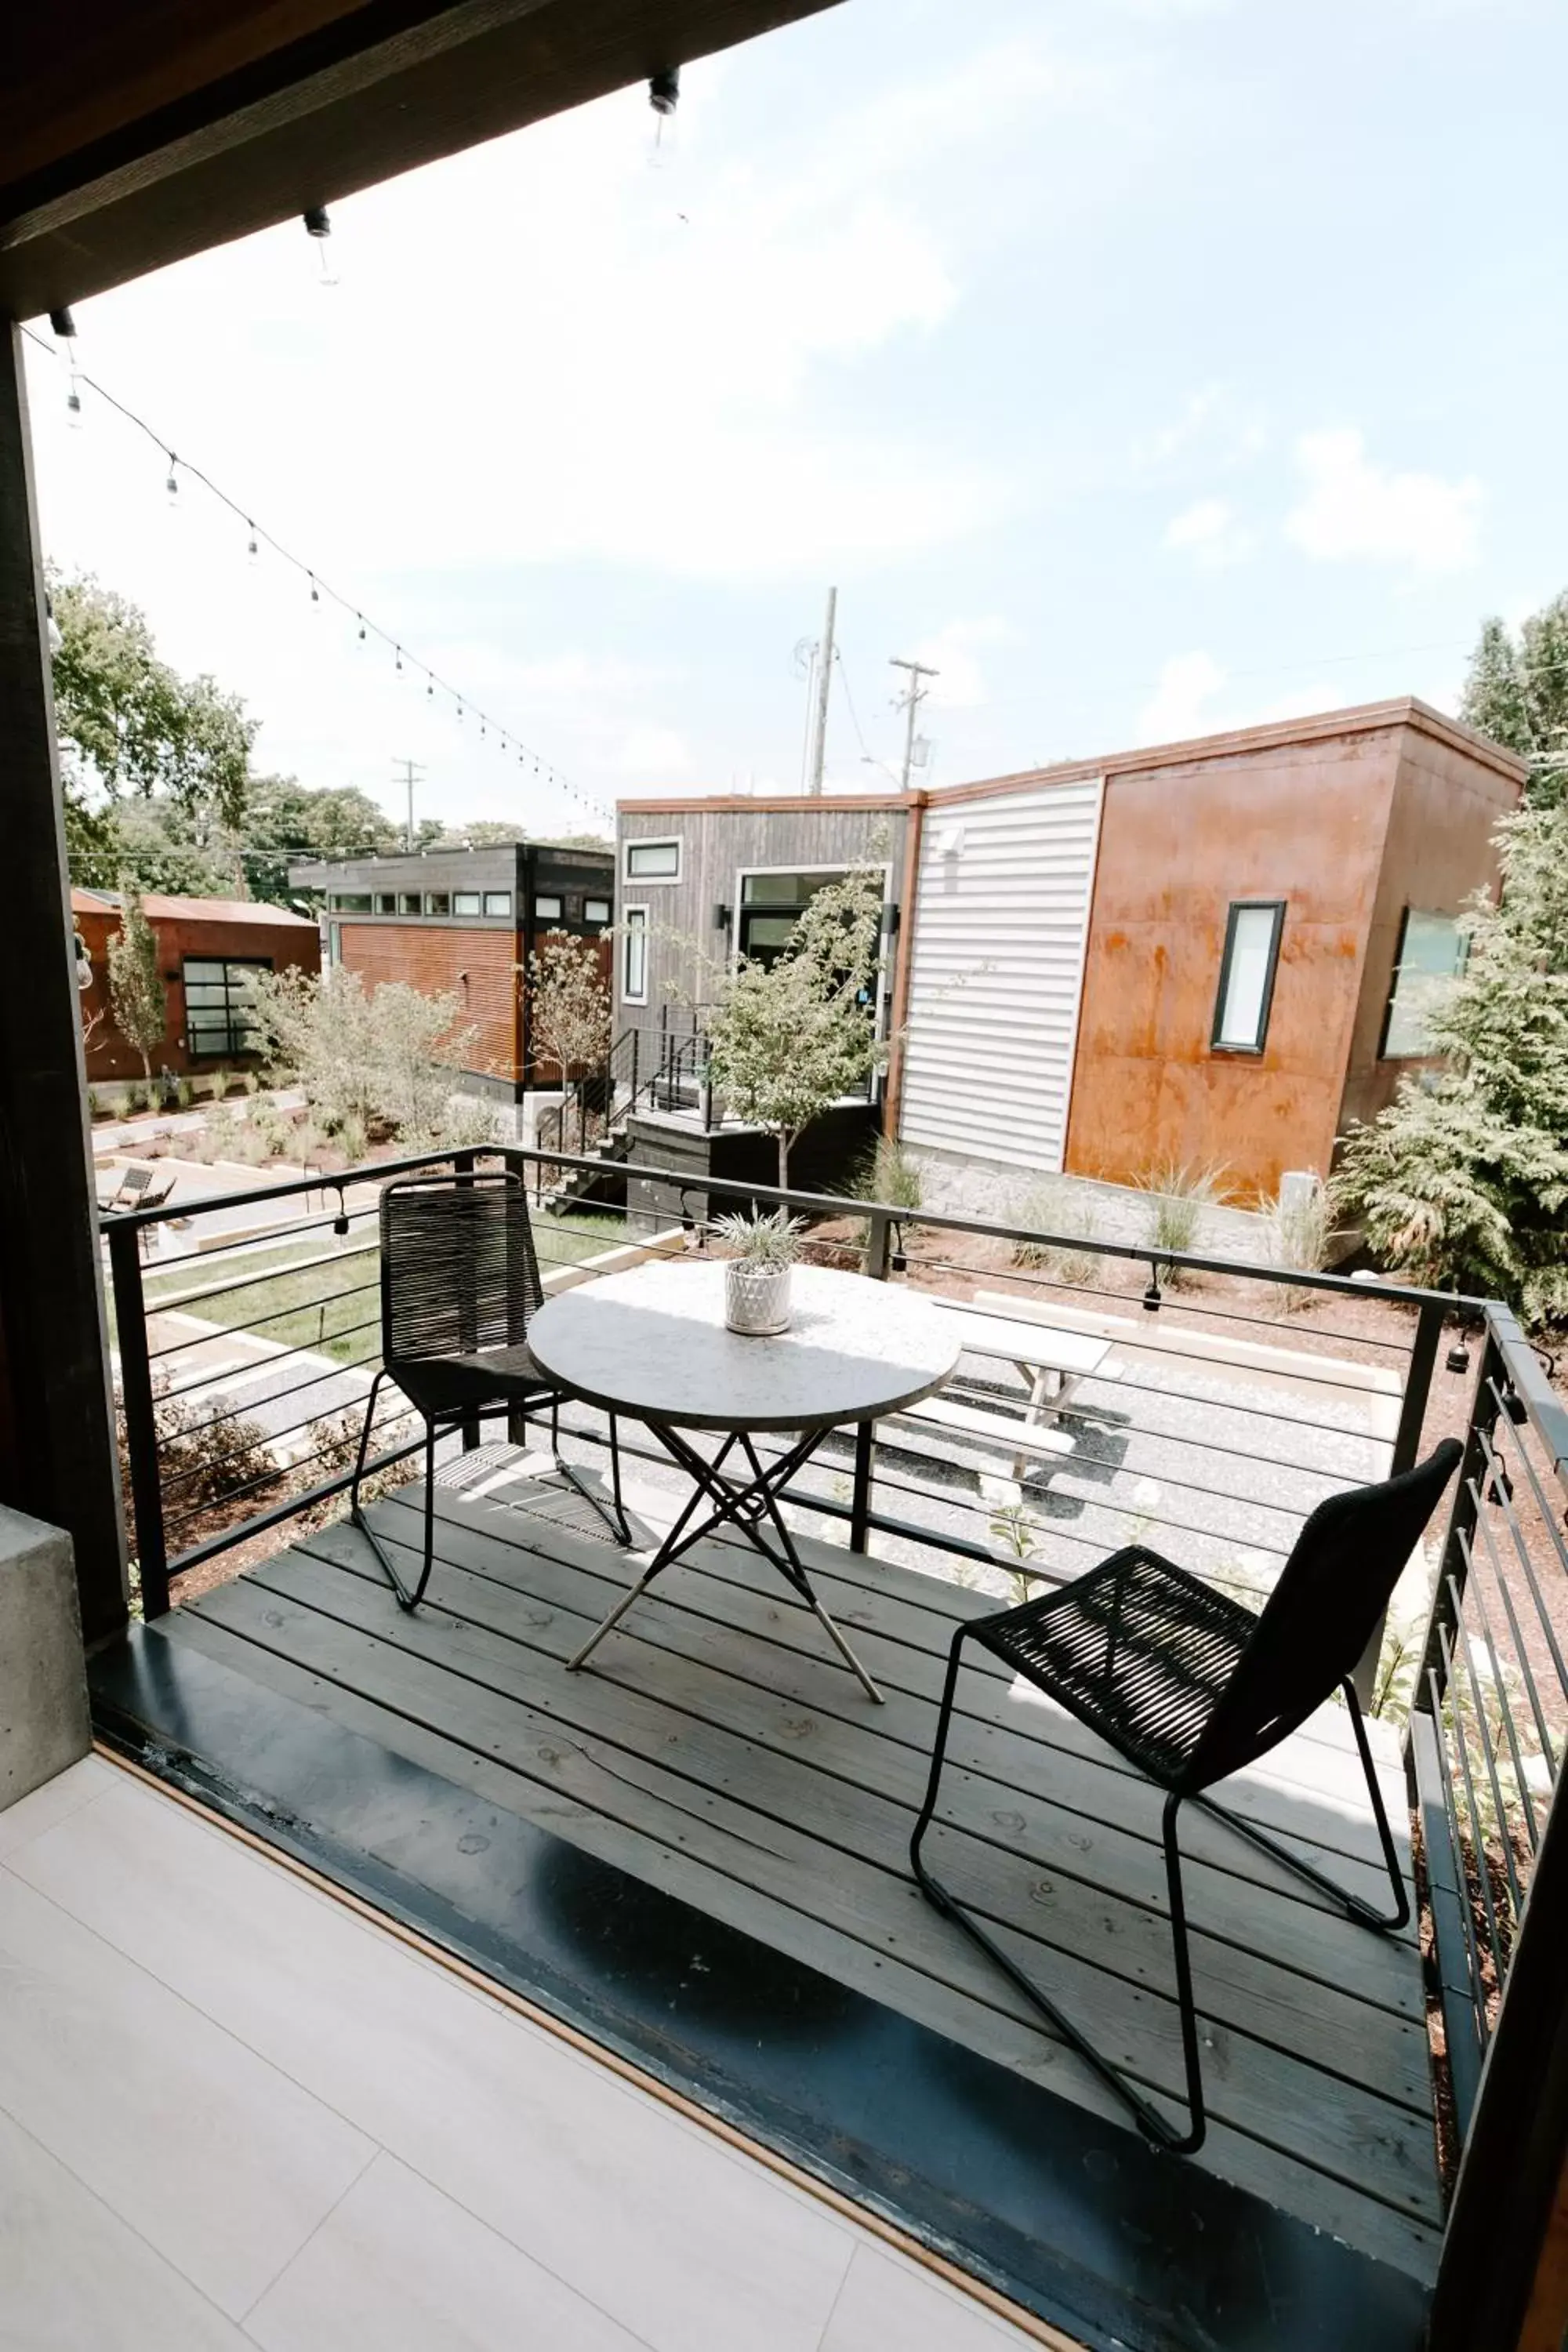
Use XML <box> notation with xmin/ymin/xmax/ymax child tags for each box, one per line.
<box><xmin>246</xmin><ymin>521</ymin><xmax>259</xmax><ymax>559</ymax></box>
<box><xmin>357</xmin><ymin>614</ymin><xmax>366</xmax><ymax>643</ymax></box>
<box><xmin>648</xmin><ymin>67</ymin><xmax>680</xmax><ymax>167</ymax></box>
<box><xmin>165</xmin><ymin>454</ymin><xmax>180</xmax><ymax>506</ymax></box>
<box><xmin>309</xmin><ymin>574</ymin><xmax>320</xmax><ymax>605</ymax></box>
<box><xmin>395</xmin><ymin>647</ymin><xmax>403</xmax><ymax>673</ymax></box>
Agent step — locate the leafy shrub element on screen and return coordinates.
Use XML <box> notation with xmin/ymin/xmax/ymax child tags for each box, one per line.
<box><xmin>1012</xmin><ymin>1180</ymin><xmax>1101</xmax><ymax>1285</ymax></box>
<box><xmin>335</xmin><ymin>1111</ymin><xmax>368</xmax><ymax>1166</ymax></box>
<box><xmin>249</xmin><ymin>966</ymin><xmax>478</xmax><ymax>1145</ymax></box>
<box><xmin>117</xmin><ymin>1374</ymin><xmax>279</xmax><ymax>1543</ymax></box>
<box><xmin>436</xmin><ymin>1093</ymin><xmax>501</xmax><ymax>1151</ymax></box>
<box><xmin>174</xmin><ymin>1076</ymin><xmax>194</xmax><ymax>1111</ymax></box>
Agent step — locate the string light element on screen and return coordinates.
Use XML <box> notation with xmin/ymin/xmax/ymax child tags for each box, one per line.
<box><xmin>21</xmin><ymin>322</ymin><xmax>615</xmax><ymax>823</ymax></box>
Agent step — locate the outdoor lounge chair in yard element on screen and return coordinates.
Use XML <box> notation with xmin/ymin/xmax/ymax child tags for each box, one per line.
<box><xmin>910</xmin><ymin>1438</ymin><xmax>1462</xmax><ymax>2155</ymax></box>
<box><xmin>351</xmin><ymin>1169</ymin><xmax>630</xmax><ymax>1610</ymax></box>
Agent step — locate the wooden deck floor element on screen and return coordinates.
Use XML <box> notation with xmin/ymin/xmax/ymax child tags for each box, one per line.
<box><xmin>161</xmin><ymin>1459</ymin><xmax>1442</xmax><ymax>2287</ymax></box>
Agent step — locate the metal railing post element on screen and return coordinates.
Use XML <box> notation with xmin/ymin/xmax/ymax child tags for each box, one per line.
<box><xmin>452</xmin><ymin>1149</ymin><xmax>481</xmax><ymax>1452</ymax></box>
<box><xmin>848</xmin><ymin>1211</ymin><xmax>894</xmax><ymax>1555</ymax></box>
<box><xmin>1407</xmin><ymin>1336</ymin><xmax>1501</xmax><ymax>1733</ymax></box>
<box><xmin>1353</xmin><ymin>1297</ymin><xmax>1446</xmax><ymax>1704</ymax></box>
<box><xmin>107</xmin><ymin>1216</ymin><xmax>170</xmax><ymax>1620</ymax></box>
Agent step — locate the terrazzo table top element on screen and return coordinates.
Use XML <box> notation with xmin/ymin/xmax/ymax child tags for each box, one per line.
<box><xmin>527</xmin><ymin>1258</ymin><xmax>960</xmax><ymax>1434</ymax></box>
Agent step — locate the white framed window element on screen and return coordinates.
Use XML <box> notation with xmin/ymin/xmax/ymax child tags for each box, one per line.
<box><xmin>585</xmin><ymin>897</ymin><xmax>612</xmax><ymax>925</ymax></box>
<box><xmin>482</xmin><ymin>891</ymin><xmax>513</xmax><ymax>917</ymax></box>
<box><xmin>534</xmin><ymin>894</ymin><xmax>563</xmax><ymax>921</ymax></box>
<box><xmin>453</xmin><ymin>891</ymin><xmax>482</xmax><ymax>916</ymax></box>
<box><xmin>1381</xmin><ymin>909</ymin><xmax>1467</xmax><ymax>1057</ymax></box>
<box><xmin>625</xmin><ymin>837</ymin><xmax>681</xmax><ymax>883</ymax></box>
<box><xmin>1211</xmin><ymin>901</ymin><xmax>1285</xmax><ymax>1054</ymax></box>
<box><xmin>622</xmin><ymin>906</ymin><xmax>649</xmax><ymax>1004</ymax></box>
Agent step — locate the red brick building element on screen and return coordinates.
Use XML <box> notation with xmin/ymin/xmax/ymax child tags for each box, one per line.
<box><xmin>288</xmin><ymin>841</ymin><xmax>615</xmax><ymax>1105</ymax></box>
<box><xmin>72</xmin><ymin>888</ymin><xmax>321</xmax><ymax>1085</ymax></box>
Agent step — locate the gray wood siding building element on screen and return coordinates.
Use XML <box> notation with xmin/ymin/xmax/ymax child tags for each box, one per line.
<box><xmin>615</xmin><ymin>794</ymin><xmax>915</xmax><ymax>1041</ymax></box>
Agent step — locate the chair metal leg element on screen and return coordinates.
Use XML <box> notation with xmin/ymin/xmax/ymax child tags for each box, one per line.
<box><xmin>1193</xmin><ymin>1679</ymin><xmax>1410</xmax><ymax>1933</ymax></box>
<box><xmin>350</xmin><ymin>1371</ymin><xmax>438</xmax><ymax>1613</ymax></box>
<box><xmin>544</xmin><ymin>1393</ymin><xmax>632</xmax><ymax>1548</ymax></box>
<box><xmin>910</xmin><ymin>1626</ymin><xmax>1207</xmax><ymax>2154</ymax></box>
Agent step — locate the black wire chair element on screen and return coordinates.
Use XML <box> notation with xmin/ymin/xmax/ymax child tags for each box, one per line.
<box><xmin>909</xmin><ymin>1437</ymin><xmax>1463</xmax><ymax>2155</ymax></box>
<box><xmin>350</xmin><ymin>1169</ymin><xmax>630</xmax><ymax>1610</ymax></box>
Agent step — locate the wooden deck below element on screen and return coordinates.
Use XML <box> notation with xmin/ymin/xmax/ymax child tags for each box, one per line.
<box><xmin>157</xmin><ymin>1458</ymin><xmax>1442</xmax><ymax>2287</ymax></box>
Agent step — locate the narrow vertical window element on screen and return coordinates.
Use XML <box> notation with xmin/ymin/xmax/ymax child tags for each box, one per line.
<box><xmin>1211</xmin><ymin>902</ymin><xmax>1285</xmax><ymax>1054</ymax></box>
<box><xmin>622</xmin><ymin>906</ymin><xmax>648</xmax><ymax>1004</ymax></box>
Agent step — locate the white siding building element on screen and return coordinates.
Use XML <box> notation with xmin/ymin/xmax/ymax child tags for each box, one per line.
<box><xmin>898</xmin><ymin>775</ymin><xmax>1103</xmax><ymax>1178</ymax></box>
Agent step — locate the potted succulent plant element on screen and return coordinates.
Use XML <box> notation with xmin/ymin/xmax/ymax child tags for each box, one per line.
<box><xmin>713</xmin><ymin>1206</ymin><xmax>806</xmax><ymax>1335</ymax></box>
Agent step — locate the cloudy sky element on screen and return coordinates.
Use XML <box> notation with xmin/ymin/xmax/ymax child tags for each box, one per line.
<box><xmin>23</xmin><ymin>0</ymin><xmax>1568</xmax><ymax>839</ymax></box>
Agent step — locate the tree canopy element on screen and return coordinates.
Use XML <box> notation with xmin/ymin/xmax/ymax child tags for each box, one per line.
<box><xmin>1332</xmin><ymin>797</ymin><xmax>1568</xmax><ymax>1325</ymax></box>
<box><xmin>701</xmin><ymin>866</ymin><xmax>887</xmax><ymax>1189</ymax></box>
<box><xmin>1460</xmin><ymin>589</ymin><xmax>1568</xmax><ymax>808</ymax></box>
<box><xmin>50</xmin><ymin>572</ymin><xmax>255</xmax><ymax>878</ymax></box>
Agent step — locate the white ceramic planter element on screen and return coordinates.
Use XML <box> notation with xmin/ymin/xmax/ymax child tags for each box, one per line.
<box><xmin>724</xmin><ymin>1260</ymin><xmax>793</xmax><ymax>1336</ymax></box>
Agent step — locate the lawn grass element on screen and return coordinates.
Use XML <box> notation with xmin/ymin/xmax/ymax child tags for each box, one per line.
<box><xmin>139</xmin><ymin>1209</ymin><xmax>630</xmax><ymax>1368</ymax></box>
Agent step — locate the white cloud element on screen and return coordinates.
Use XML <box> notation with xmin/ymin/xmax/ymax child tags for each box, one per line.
<box><xmin>1163</xmin><ymin>497</ymin><xmax>1254</xmax><ymax>569</ymax></box>
<box><xmin>909</xmin><ymin>615</ymin><xmax>1016</xmax><ymax>709</ymax></box>
<box><xmin>1135</xmin><ymin>384</ymin><xmax>1267</xmax><ymax>473</ymax></box>
<box><xmin>1285</xmin><ymin>430</ymin><xmax>1482</xmax><ymax>572</ymax></box>
<box><xmin>1136</xmin><ymin>652</ymin><xmax>1227</xmax><ymax>742</ymax></box>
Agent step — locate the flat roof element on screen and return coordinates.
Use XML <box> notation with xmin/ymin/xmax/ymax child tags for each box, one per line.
<box><xmin>71</xmin><ymin>887</ymin><xmax>317</xmax><ymax>928</ymax></box>
<box><xmin>617</xmin><ymin>791</ymin><xmax>917</xmax><ymax>817</ymax></box>
<box><xmin>924</xmin><ymin>695</ymin><xmax>1530</xmax><ymax>810</ymax></box>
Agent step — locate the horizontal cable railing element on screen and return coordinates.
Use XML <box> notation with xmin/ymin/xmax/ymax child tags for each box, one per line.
<box><xmin>100</xmin><ymin>1140</ymin><xmax>1568</xmax><ymax>2340</ymax></box>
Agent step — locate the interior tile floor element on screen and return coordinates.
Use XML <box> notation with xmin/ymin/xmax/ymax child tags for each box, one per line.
<box><xmin>0</xmin><ymin>1753</ymin><xmax>1044</xmax><ymax>2352</ymax></box>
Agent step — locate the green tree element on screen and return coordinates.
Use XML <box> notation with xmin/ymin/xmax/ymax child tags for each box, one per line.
<box><xmin>1332</xmin><ymin>799</ymin><xmax>1568</xmax><ymax>1324</ymax></box>
<box><xmin>74</xmin><ymin>794</ymin><xmax>238</xmax><ymax>898</ymax></box>
<box><xmin>1460</xmin><ymin>590</ymin><xmax>1568</xmax><ymax>808</ymax></box>
<box><xmin>50</xmin><ymin>572</ymin><xmax>255</xmax><ymax>880</ymax></box>
<box><xmin>238</xmin><ymin>776</ymin><xmax>401</xmax><ymax>904</ymax></box>
<box><xmin>526</xmin><ymin>938</ymin><xmax>612</xmax><ymax>1149</ymax></box>
<box><xmin>701</xmin><ymin>866</ymin><xmax>888</xmax><ymax>1189</ymax></box>
<box><xmin>105</xmin><ymin>884</ymin><xmax>169</xmax><ymax>1083</ymax></box>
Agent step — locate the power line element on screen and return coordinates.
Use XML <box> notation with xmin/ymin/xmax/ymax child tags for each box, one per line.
<box><xmin>22</xmin><ymin>324</ymin><xmax>615</xmax><ymax>826</ymax></box>
<box><xmin>833</xmin><ymin>649</ymin><xmax>900</xmax><ymax>785</ymax></box>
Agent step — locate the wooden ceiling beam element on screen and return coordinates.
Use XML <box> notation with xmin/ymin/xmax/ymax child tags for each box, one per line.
<box><xmin>0</xmin><ymin>0</ymin><xmax>839</xmax><ymax>319</ymax></box>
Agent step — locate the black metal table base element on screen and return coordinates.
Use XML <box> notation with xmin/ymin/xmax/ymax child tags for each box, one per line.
<box><xmin>566</xmin><ymin>1422</ymin><xmax>884</xmax><ymax>1701</ymax></box>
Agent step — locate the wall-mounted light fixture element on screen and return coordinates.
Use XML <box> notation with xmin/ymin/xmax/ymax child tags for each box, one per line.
<box><xmin>713</xmin><ymin>903</ymin><xmax>731</xmax><ymax>931</ymax></box>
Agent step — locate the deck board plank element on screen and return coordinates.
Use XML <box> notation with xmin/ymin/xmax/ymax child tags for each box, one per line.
<box><xmin>170</xmin><ymin>1473</ymin><xmax>1443</xmax><ymax>2281</ymax></box>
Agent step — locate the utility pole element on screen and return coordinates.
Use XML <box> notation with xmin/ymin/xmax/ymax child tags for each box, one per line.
<box><xmin>890</xmin><ymin>657</ymin><xmax>938</xmax><ymax>791</ymax></box>
<box><xmin>806</xmin><ymin>585</ymin><xmax>837</xmax><ymax>796</ymax></box>
<box><xmin>392</xmin><ymin>757</ymin><xmax>426</xmax><ymax>851</ymax></box>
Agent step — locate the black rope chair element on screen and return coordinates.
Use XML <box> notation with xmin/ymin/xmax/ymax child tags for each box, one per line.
<box><xmin>350</xmin><ymin>1170</ymin><xmax>630</xmax><ymax>1610</ymax></box>
<box><xmin>910</xmin><ymin>1438</ymin><xmax>1462</xmax><ymax>2155</ymax></box>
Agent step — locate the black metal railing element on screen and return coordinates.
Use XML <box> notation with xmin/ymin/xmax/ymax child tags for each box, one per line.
<box><xmin>536</xmin><ymin>1014</ymin><xmax>713</xmax><ymax>1165</ymax></box>
<box><xmin>1406</xmin><ymin>1310</ymin><xmax>1568</xmax><ymax>2349</ymax></box>
<box><xmin>100</xmin><ymin>1141</ymin><xmax>1568</xmax><ymax>2338</ymax></box>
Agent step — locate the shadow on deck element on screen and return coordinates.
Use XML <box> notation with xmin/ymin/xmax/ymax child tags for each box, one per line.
<box><xmin>89</xmin><ymin>1457</ymin><xmax>1441</xmax><ymax>2352</ymax></box>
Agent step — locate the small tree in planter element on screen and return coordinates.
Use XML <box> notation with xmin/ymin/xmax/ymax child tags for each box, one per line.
<box><xmin>105</xmin><ymin>881</ymin><xmax>167</xmax><ymax>1087</ymax></box>
<box><xmin>524</xmin><ymin>938</ymin><xmax>612</xmax><ymax>1152</ymax></box>
<box><xmin>702</xmin><ymin>866</ymin><xmax>887</xmax><ymax>1191</ymax></box>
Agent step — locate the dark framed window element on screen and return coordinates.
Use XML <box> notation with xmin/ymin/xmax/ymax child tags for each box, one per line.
<box><xmin>1210</xmin><ymin>900</ymin><xmax>1285</xmax><ymax>1054</ymax></box>
<box><xmin>534</xmin><ymin>894</ymin><xmax>563</xmax><ymax>921</ymax></box>
<box><xmin>425</xmin><ymin>891</ymin><xmax>451</xmax><ymax>916</ymax></box>
<box><xmin>622</xmin><ymin>906</ymin><xmax>648</xmax><ymax>1004</ymax></box>
<box><xmin>626</xmin><ymin>837</ymin><xmax>681</xmax><ymax>882</ymax></box>
<box><xmin>1380</xmin><ymin>909</ymin><xmax>1467</xmax><ymax>1058</ymax></box>
<box><xmin>330</xmin><ymin>892</ymin><xmax>372</xmax><ymax>913</ymax></box>
<box><xmin>397</xmin><ymin>893</ymin><xmax>422</xmax><ymax>915</ymax></box>
<box><xmin>585</xmin><ymin>897</ymin><xmax>612</xmax><ymax>926</ymax></box>
<box><xmin>482</xmin><ymin>891</ymin><xmax>513</xmax><ymax>917</ymax></box>
<box><xmin>183</xmin><ymin>957</ymin><xmax>270</xmax><ymax>1058</ymax></box>
<box><xmin>375</xmin><ymin>893</ymin><xmax>396</xmax><ymax>915</ymax></box>
<box><xmin>453</xmin><ymin>891</ymin><xmax>482</xmax><ymax>916</ymax></box>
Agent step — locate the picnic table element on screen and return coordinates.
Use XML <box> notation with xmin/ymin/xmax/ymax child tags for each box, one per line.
<box><xmin>892</xmin><ymin>1295</ymin><xmax>1115</xmax><ymax>1481</ymax></box>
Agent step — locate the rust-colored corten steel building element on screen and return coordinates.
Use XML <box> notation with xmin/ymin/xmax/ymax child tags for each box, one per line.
<box><xmin>889</xmin><ymin>699</ymin><xmax>1527</xmax><ymax>1199</ymax></box>
<box><xmin>288</xmin><ymin>841</ymin><xmax>614</xmax><ymax>1106</ymax></box>
<box><xmin>71</xmin><ymin>887</ymin><xmax>320</xmax><ymax>1084</ymax></box>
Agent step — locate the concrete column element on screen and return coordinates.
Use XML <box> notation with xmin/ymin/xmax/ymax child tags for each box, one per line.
<box><xmin>0</xmin><ymin>1505</ymin><xmax>92</xmax><ymax>1809</ymax></box>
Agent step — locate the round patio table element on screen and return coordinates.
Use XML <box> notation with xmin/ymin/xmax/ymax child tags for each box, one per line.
<box><xmin>526</xmin><ymin>1258</ymin><xmax>960</xmax><ymax>1703</ymax></box>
